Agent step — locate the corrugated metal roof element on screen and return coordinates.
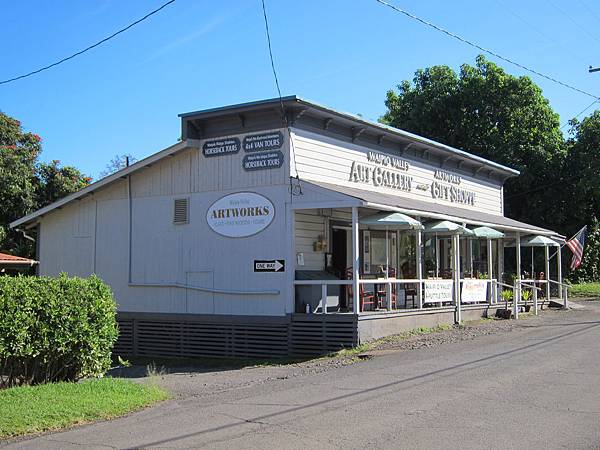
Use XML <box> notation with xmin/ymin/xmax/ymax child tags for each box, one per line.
<box><xmin>303</xmin><ymin>180</ymin><xmax>556</xmax><ymax>236</ymax></box>
<box><xmin>180</xmin><ymin>96</ymin><xmax>520</xmax><ymax>178</ymax></box>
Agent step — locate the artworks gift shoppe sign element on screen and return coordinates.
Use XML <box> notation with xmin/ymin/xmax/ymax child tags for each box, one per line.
<box><xmin>348</xmin><ymin>151</ymin><xmax>476</xmax><ymax>206</ymax></box>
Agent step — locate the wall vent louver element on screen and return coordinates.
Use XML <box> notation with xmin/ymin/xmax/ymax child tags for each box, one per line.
<box><xmin>173</xmin><ymin>198</ymin><xmax>189</xmax><ymax>224</ymax></box>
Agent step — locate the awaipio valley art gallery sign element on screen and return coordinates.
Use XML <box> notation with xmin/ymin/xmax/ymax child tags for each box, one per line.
<box><xmin>349</xmin><ymin>151</ymin><xmax>476</xmax><ymax>206</ymax></box>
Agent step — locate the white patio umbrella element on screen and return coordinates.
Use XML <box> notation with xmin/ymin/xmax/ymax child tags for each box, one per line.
<box><xmin>471</xmin><ymin>226</ymin><xmax>505</xmax><ymax>239</ymax></box>
<box><xmin>506</xmin><ymin>235</ymin><xmax>559</xmax><ymax>277</ymax></box>
<box><xmin>423</xmin><ymin>220</ymin><xmax>473</xmax><ymax>278</ymax></box>
<box><xmin>423</xmin><ymin>220</ymin><xmax>475</xmax><ymax>236</ymax></box>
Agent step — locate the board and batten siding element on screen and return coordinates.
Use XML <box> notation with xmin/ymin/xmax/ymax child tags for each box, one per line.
<box><xmin>37</xmin><ymin>129</ymin><xmax>293</xmax><ymax>316</ymax></box>
<box><xmin>131</xmin><ymin>129</ymin><xmax>289</xmax><ymax>199</ymax></box>
<box><xmin>294</xmin><ymin>208</ymin><xmax>352</xmax><ymax>271</ymax></box>
<box><xmin>290</xmin><ymin>128</ymin><xmax>504</xmax><ymax>216</ymax></box>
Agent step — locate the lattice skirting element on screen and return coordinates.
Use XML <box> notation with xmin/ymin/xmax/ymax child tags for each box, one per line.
<box><xmin>114</xmin><ymin>312</ymin><xmax>358</xmax><ymax>359</ymax></box>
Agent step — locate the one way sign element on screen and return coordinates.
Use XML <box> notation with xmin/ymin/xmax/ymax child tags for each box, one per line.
<box><xmin>254</xmin><ymin>259</ymin><xmax>285</xmax><ymax>272</ymax></box>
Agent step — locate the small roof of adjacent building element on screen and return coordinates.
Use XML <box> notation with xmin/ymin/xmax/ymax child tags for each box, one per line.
<box><xmin>0</xmin><ymin>252</ymin><xmax>38</xmax><ymax>267</ymax></box>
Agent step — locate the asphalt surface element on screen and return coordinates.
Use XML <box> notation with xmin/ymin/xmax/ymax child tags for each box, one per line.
<box><xmin>5</xmin><ymin>302</ymin><xmax>600</xmax><ymax>449</ymax></box>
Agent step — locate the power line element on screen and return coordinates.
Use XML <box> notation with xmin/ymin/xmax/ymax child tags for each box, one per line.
<box><xmin>560</xmin><ymin>99</ymin><xmax>598</xmax><ymax>130</ymax></box>
<box><xmin>0</xmin><ymin>0</ymin><xmax>176</xmax><ymax>86</ymax></box>
<box><xmin>260</xmin><ymin>0</ymin><xmax>302</xmax><ymax>196</ymax></box>
<box><xmin>547</xmin><ymin>0</ymin><xmax>600</xmax><ymax>46</ymax></box>
<box><xmin>260</xmin><ymin>0</ymin><xmax>284</xmax><ymax>111</ymax></box>
<box><xmin>374</xmin><ymin>0</ymin><xmax>600</xmax><ymax>101</ymax></box>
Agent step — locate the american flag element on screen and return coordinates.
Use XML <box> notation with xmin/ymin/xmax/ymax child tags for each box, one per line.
<box><xmin>566</xmin><ymin>226</ymin><xmax>587</xmax><ymax>270</ymax></box>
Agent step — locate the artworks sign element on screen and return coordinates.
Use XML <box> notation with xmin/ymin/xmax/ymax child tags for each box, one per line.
<box><xmin>203</xmin><ymin>138</ymin><xmax>241</xmax><ymax>157</ymax></box>
<box><xmin>243</xmin><ymin>151</ymin><xmax>284</xmax><ymax>171</ymax></box>
<box><xmin>206</xmin><ymin>192</ymin><xmax>275</xmax><ymax>238</ymax></box>
<box><xmin>243</xmin><ymin>132</ymin><xmax>283</xmax><ymax>152</ymax></box>
<box><xmin>461</xmin><ymin>279</ymin><xmax>487</xmax><ymax>303</ymax></box>
<box><xmin>434</xmin><ymin>169</ymin><xmax>461</xmax><ymax>185</ymax></box>
<box><xmin>424</xmin><ymin>280</ymin><xmax>453</xmax><ymax>304</ymax></box>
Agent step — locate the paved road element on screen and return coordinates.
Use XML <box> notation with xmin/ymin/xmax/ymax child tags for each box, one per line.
<box><xmin>6</xmin><ymin>303</ymin><xmax>600</xmax><ymax>449</ymax></box>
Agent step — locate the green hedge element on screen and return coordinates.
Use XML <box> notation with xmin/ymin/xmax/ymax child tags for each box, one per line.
<box><xmin>0</xmin><ymin>274</ymin><xmax>118</xmax><ymax>388</ymax></box>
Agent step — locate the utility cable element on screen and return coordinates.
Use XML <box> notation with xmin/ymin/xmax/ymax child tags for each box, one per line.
<box><xmin>0</xmin><ymin>0</ymin><xmax>176</xmax><ymax>85</ymax></box>
<box><xmin>260</xmin><ymin>0</ymin><xmax>302</xmax><ymax>196</ymax></box>
<box><xmin>560</xmin><ymin>99</ymin><xmax>598</xmax><ymax>130</ymax></box>
<box><xmin>374</xmin><ymin>0</ymin><xmax>600</xmax><ymax>101</ymax></box>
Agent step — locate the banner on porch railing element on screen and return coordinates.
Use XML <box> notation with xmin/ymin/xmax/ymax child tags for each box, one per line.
<box><xmin>424</xmin><ymin>280</ymin><xmax>453</xmax><ymax>303</ymax></box>
<box><xmin>461</xmin><ymin>279</ymin><xmax>488</xmax><ymax>303</ymax></box>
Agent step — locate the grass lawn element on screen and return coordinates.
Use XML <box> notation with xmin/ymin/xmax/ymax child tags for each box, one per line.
<box><xmin>0</xmin><ymin>378</ymin><xmax>168</xmax><ymax>439</ymax></box>
<box><xmin>570</xmin><ymin>282</ymin><xmax>600</xmax><ymax>297</ymax></box>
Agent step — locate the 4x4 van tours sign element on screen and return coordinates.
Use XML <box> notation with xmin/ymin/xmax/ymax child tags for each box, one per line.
<box><xmin>243</xmin><ymin>131</ymin><xmax>283</xmax><ymax>152</ymax></box>
<box><xmin>206</xmin><ymin>192</ymin><xmax>275</xmax><ymax>238</ymax></box>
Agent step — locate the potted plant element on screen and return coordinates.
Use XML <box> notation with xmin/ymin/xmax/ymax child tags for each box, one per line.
<box><xmin>497</xmin><ymin>289</ymin><xmax>513</xmax><ymax>319</ymax></box>
<box><xmin>521</xmin><ymin>290</ymin><xmax>532</xmax><ymax>312</ymax></box>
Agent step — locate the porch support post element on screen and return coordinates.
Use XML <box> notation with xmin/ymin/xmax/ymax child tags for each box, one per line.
<box><xmin>351</xmin><ymin>207</ymin><xmax>360</xmax><ymax>314</ymax></box>
<box><xmin>545</xmin><ymin>245</ymin><xmax>551</xmax><ymax>301</ymax></box>
<box><xmin>557</xmin><ymin>246</ymin><xmax>563</xmax><ymax>301</ymax></box>
<box><xmin>469</xmin><ymin>238</ymin><xmax>474</xmax><ymax>276</ymax></box>
<box><xmin>516</xmin><ymin>232</ymin><xmax>522</xmax><ymax>314</ymax></box>
<box><xmin>286</xmin><ymin>205</ymin><xmax>296</xmax><ymax>314</ymax></box>
<box><xmin>435</xmin><ymin>236</ymin><xmax>440</xmax><ymax>277</ymax></box>
<box><xmin>416</xmin><ymin>228</ymin><xmax>423</xmax><ymax>309</ymax></box>
<box><xmin>453</xmin><ymin>233</ymin><xmax>461</xmax><ymax>324</ymax></box>
<box><xmin>487</xmin><ymin>238</ymin><xmax>493</xmax><ymax>305</ymax></box>
<box><xmin>497</xmin><ymin>238</ymin><xmax>504</xmax><ymax>285</ymax></box>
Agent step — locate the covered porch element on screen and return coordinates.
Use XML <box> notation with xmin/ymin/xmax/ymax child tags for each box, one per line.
<box><xmin>291</xmin><ymin>182</ymin><xmax>568</xmax><ymax>339</ymax></box>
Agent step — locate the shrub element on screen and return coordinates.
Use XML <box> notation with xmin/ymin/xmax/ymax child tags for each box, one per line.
<box><xmin>0</xmin><ymin>274</ymin><xmax>117</xmax><ymax>388</ymax></box>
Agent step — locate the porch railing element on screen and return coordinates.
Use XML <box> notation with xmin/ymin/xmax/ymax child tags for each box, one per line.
<box><xmin>294</xmin><ymin>277</ymin><xmax>571</xmax><ymax>318</ymax></box>
<box><xmin>295</xmin><ymin>277</ymin><xmax>499</xmax><ymax>314</ymax></box>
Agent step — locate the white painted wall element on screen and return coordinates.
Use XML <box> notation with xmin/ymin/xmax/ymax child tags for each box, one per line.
<box><xmin>38</xmin><ymin>129</ymin><xmax>292</xmax><ymax>316</ymax></box>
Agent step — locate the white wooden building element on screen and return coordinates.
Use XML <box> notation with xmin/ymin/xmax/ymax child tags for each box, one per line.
<box><xmin>11</xmin><ymin>97</ymin><xmax>567</xmax><ymax>357</ymax></box>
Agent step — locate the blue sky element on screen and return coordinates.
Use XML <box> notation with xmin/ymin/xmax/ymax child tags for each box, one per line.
<box><xmin>2</xmin><ymin>0</ymin><xmax>600</xmax><ymax>179</ymax></box>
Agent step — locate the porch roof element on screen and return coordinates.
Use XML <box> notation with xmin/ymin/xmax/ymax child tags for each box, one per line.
<box><xmin>302</xmin><ymin>180</ymin><xmax>557</xmax><ymax>237</ymax></box>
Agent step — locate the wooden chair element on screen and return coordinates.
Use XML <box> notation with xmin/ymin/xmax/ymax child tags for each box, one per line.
<box><xmin>345</xmin><ymin>267</ymin><xmax>376</xmax><ymax>311</ymax></box>
<box><xmin>377</xmin><ymin>267</ymin><xmax>398</xmax><ymax>309</ymax></box>
<box><xmin>404</xmin><ymin>284</ymin><xmax>417</xmax><ymax>309</ymax></box>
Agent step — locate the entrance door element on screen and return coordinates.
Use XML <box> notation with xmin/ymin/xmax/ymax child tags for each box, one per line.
<box><xmin>331</xmin><ymin>228</ymin><xmax>350</xmax><ymax>308</ymax></box>
<box><xmin>331</xmin><ymin>228</ymin><xmax>348</xmax><ymax>278</ymax></box>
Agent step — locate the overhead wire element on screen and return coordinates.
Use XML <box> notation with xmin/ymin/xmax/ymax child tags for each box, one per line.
<box><xmin>0</xmin><ymin>0</ymin><xmax>176</xmax><ymax>86</ymax></box>
<box><xmin>260</xmin><ymin>0</ymin><xmax>302</xmax><ymax>196</ymax></box>
<box><xmin>374</xmin><ymin>0</ymin><xmax>600</xmax><ymax>101</ymax></box>
<box><xmin>560</xmin><ymin>99</ymin><xmax>599</xmax><ymax>130</ymax></box>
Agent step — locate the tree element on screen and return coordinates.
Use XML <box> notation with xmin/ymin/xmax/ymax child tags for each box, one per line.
<box><xmin>99</xmin><ymin>154</ymin><xmax>137</xmax><ymax>179</ymax></box>
<box><xmin>560</xmin><ymin>111</ymin><xmax>600</xmax><ymax>281</ymax></box>
<box><xmin>381</xmin><ymin>55</ymin><xmax>566</xmax><ymax>229</ymax></box>
<box><xmin>564</xmin><ymin>112</ymin><xmax>600</xmax><ymax>229</ymax></box>
<box><xmin>0</xmin><ymin>111</ymin><xmax>90</xmax><ymax>257</ymax></box>
<box><xmin>35</xmin><ymin>160</ymin><xmax>91</xmax><ymax>206</ymax></box>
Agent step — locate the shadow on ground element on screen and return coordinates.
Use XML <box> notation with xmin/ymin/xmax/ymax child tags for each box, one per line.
<box><xmin>108</xmin><ymin>355</ymin><xmax>316</xmax><ymax>379</ymax></box>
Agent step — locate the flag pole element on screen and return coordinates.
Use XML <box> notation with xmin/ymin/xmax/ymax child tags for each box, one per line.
<box><xmin>548</xmin><ymin>226</ymin><xmax>585</xmax><ymax>261</ymax></box>
<box><xmin>548</xmin><ymin>225</ymin><xmax>588</xmax><ymax>265</ymax></box>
